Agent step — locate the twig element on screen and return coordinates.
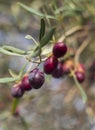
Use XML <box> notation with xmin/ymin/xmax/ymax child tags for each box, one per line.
<box><xmin>74</xmin><ymin>37</ymin><xmax>91</xmax><ymax>65</ymax></box>
<box><xmin>71</xmin><ymin>70</ymin><xmax>87</xmax><ymax>103</ymax></box>
<box><xmin>58</xmin><ymin>25</ymin><xmax>83</xmax><ymax>42</ymax></box>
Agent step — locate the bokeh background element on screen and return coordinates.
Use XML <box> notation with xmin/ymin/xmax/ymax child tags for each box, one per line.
<box><xmin>0</xmin><ymin>0</ymin><xmax>95</xmax><ymax>130</ymax></box>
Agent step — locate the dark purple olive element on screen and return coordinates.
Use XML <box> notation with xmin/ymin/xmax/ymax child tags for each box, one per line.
<box><xmin>52</xmin><ymin>62</ymin><xmax>63</xmax><ymax>78</ymax></box>
<box><xmin>22</xmin><ymin>74</ymin><xmax>32</xmax><ymax>91</ymax></box>
<box><xmin>53</xmin><ymin>42</ymin><xmax>67</xmax><ymax>58</ymax></box>
<box><xmin>44</xmin><ymin>56</ymin><xmax>58</xmax><ymax>74</ymax></box>
<box><xmin>28</xmin><ymin>68</ymin><xmax>45</xmax><ymax>89</ymax></box>
<box><xmin>75</xmin><ymin>71</ymin><xmax>85</xmax><ymax>83</ymax></box>
<box><xmin>11</xmin><ymin>83</ymin><xmax>24</xmax><ymax>98</ymax></box>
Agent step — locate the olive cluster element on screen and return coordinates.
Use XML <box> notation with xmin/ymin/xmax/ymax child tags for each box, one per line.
<box><xmin>44</xmin><ymin>42</ymin><xmax>85</xmax><ymax>82</ymax></box>
<box><xmin>11</xmin><ymin>68</ymin><xmax>45</xmax><ymax>98</ymax></box>
<box><xmin>11</xmin><ymin>42</ymin><xmax>85</xmax><ymax>98</ymax></box>
<box><xmin>44</xmin><ymin>42</ymin><xmax>67</xmax><ymax>78</ymax></box>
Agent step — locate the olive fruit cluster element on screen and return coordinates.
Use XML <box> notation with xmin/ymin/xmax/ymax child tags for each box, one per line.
<box><xmin>44</xmin><ymin>42</ymin><xmax>67</xmax><ymax>78</ymax></box>
<box><xmin>11</xmin><ymin>42</ymin><xmax>86</xmax><ymax>98</ymax></box>
<box><xmin>44</xmin><ymin>42</ymin><xmax>85</xmax><ymax>83</ymax></box>
<box><xmin>11</xmin><ymin>68</ymin><xmax>45</xmax><ymax>98</ymax></box>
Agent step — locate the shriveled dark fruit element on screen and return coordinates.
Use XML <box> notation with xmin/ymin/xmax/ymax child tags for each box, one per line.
<box><xmin>22</xmin><ymin>74</ymin><xmax>32</xmax><ymax>91</ymax></box>
<box><xmin>52</xmin><ymin>62</ymin><xmax>63</xmax><ymax>78</ymax></box>
<box><xmin>75</xmin><ymin>71</ymin><xmax>85</xmax><ymax>83</ymax></box>
<box><xmin>53</xmin><ymin>42</ymin><xmax>67</xmax><ymax>58</ymax></box>
<box><xmin>28</xmin><ymin>68</ymin><xmax>45</xmax><ymax>89</ymax></box>
<box><xmin>11</xmin><ymin>83</ymin><xmax>24</xmax><ymax>98</ymax></box>
<box><xmin>44</xmin><ymin>56</ymin><xmax>58</xmax><ymax>74</ymax></box>
<box><xmin>62</xmin><ymin>60</ymin><xmax>74</xmax><ymax>74</ymax></box>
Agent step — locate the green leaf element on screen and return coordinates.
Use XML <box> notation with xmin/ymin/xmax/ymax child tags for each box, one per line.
<box><xmin>0</xmin><ymin>47</ymin><xmax>26</xmax><ymax>56</ymax></box>
<box><xmin>40</xmin><ymin>28</ymin><xmax>55</xmax><ymax>47</ymax></box>
<box><xmin>0</xmin><ymin>62</ymin><xmax>28</xmax><ymax>84</ymax></box>
<box><xmin>2</xmin><ymin>45</ymin><xmax>26</xmax><ymax>55</ymax></box>
<box><xmin>0</xmin><ymin>77</ymin><xmax>19</xmax><ymax>83</ymax></box>
<box><xmin>39</xmin><ymin>18</ymin><xmax>45</xmax><ymax>41</ymax></box>
<box><xmin>32</xmin><ymin>28</ymin><xmax>55</xmax><ymax>57</ymax></box>
<box><xmin>18</xmin><ymin>2</ymin><xmax>56</xmax><ymax>19</ymax></box>
<box><xmin>32</xmin><ymin>47</ymin><xmax>41</xmax><ymax>58</ymax></box>
<box><xmin>72</xmin><ymin>71</ymin><xmax>87</xmax><ymax>103</ymax></box>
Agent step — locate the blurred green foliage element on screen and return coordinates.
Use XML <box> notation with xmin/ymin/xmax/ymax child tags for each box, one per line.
<box><xmin>0</xmin><ymin>0</ymin><xmax>95</xmax><ymax>130</ymax></box>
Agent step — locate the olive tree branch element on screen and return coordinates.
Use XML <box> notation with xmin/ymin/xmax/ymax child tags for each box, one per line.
<box><xmin>58</xmin><ymin>25</ymin><xmax>83</xmax><ymax>42</ymax></box>
<box><xmin>74</xmin><ymin>37</ymin><xmax>91</xmax><ymax>66</ymax></box>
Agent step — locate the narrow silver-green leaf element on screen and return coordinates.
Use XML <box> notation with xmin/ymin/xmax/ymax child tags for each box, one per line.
<box><xmin>40</xmin><ymin>28</ymin><xmax>55</xmax><ymax>47</ymax></box>
<box><xmin>0</xmin><ymin>77</ymin><xmax>19</xmax><ymax>83</ymax></box>
<box><xmin>0</xmin><ymin>47</ymin><xmax>25</xmax><ymax>56</ymax></box>
<box><xmin>32</xmin><ymin>48</ymin><xmax>41</xmax><ymax>58</ymax></box>
<box><xmin>39</xmin><ymin>18</ymin><xmax>45</xmax><ymax>41</ymax></box>
<box><xmin>18</xmin><ymin>2</ymin><xmax>56</xmax><ymax>19</ymax></box>
<box><xmin>32</xmin><ymin>28</ymin><xmax>55</xmax><ymax>57</ymax></box>
<box><xmin>2</xmin><ymin>45</ymin><xmax>26</xmax><ymax>55</ymax></box>
<box><xmin>0</xmin><ymin>62</ymin><xmax>28</xmax><ymax>84</ymax></box>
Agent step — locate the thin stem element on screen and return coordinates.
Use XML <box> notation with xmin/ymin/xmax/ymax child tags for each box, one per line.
<box><xmin>30</xmin><ymin>37</ymin><xmax>38</xmax><ymax>46</ymax></box>
<box><xmin>74</xmin><ymin>37</ymin><xmax>91</xmax><ymax>66</ymax></box>
<box><xmin>25</xmin><ymin>35</ymin><xmax>38</xmax><ymax>46</ymax></box>
<box><xmin>58</xmin><ymin>25</ymin><xmax>83</xmax><ymax>42</ymax></box>
<box><xmin>11</xmin><ymin>98</ymin><xmax>20</xmax><ymax>115</ymax></box>
<box><xmin>39</xmin><ymin>55</ymin><xmax>42</xmax><ymax>62</ymax></box>
<box><xmin>71</xmin><ymin>70</ymin><xmax>87</xmax><ymax>103</ymax></box>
